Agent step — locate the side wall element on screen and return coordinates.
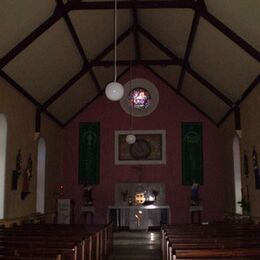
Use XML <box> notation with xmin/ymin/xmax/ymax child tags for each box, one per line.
<box><xmin>62</xmin><ymin>66</ymin><xmax>225</xmax><ymax>224</ymax></box>
<box><xmin>219</xmin><ymin>85</ymin><xmax>260</xmax><ymax>222</ymax></box>
<box><xmin>240</xmin><ymin>86</ymin><xmax>260</xmax><ymax>222</ymax></box>
<box><xmin>0</xmin><ymin>77</ymin><xmax>62</xmax><ymax>220</ymax></box>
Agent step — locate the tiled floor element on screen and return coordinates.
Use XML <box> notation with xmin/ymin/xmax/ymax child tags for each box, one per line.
<box><xmin>108</xmin><ymin>230</ymin><xmax>162</xmax><ymax>260</ymax></box>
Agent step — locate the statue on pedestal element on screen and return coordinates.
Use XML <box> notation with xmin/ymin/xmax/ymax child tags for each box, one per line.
<box><xmin>84</xmin><ymin>184</ymin><xmax>93</xmax><ymax>206</ymax></box>
<box><xmin>191</xmin><ymin>181</ymin><xmax>200</xmax><ymax>206</ymax></box>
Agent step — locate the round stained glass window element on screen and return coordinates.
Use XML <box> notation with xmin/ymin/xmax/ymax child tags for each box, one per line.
<box><xmin>129</xmin><ymin>88</ymin><xmax>151</xmax><ymax>109</ymax></box>
<box><xmin>120</xmin><ymin>78</ymin><xmax>159</xmax><ymax>117</ymax></box>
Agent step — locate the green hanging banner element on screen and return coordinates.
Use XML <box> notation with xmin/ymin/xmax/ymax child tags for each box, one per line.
<box><xmin>182</xmin><ymin>122</ymin><xmax>203</xmax><ymax>185</ymax></box>
<box><xmin>79</xmin><ymin>122</ymin><xmax>100</xmax><ymax>184</ymax></box>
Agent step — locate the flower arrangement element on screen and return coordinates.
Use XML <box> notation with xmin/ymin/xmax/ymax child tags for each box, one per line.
<box><xmin>238</xmin><ymin>198</ymin><xmax>250</xmax><ymax>212</ymax></box>
<box><xmin>238</xmin><ymin>186</ymin><xmax>250</xmax><ymax>215</ymax></box>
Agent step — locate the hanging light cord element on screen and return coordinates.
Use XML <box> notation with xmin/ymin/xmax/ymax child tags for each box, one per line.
<box><xmin>114</xmin><ymin>0</ymin><xmax>118</xmax><ymax>82</ymax></box>
<box><xmin>130</xmin><ymin>59</ymin><xmax>134</xmax><ymax>130</ymax></box>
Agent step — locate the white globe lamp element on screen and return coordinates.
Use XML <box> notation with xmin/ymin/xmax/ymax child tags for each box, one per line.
<box><xmin>105</xmin><ymin>82</ymin><xmax>124</xmax><ymax>101</ymax></box>
<box><xmin>126</xmin><ymin>134</ymin><xmax>136</xmax><ymax>144</ymax></box>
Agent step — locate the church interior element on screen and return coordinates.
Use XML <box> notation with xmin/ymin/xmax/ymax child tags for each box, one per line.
<box><xmin>0</xmin><ymin>0</ymin><xmax>259</xmax><ymax>259</ymax></box>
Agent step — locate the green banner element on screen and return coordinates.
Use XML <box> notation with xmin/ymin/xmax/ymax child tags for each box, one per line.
<box><xmin>79</xmin><ymin>122</ymin><xmax>100</xmax><ymax>184</ymax></box>
<box><xmin>182</xmin><ymin>122</ymin><xmax>203</xmax><ymax>185</ymax></box>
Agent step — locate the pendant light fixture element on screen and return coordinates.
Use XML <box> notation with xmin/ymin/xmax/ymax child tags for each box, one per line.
<box><xmin>105</xmin><ymin>0</ymin><xmax>124</xmax><ymax>101</ymax></box>
<box><xmin>125</xmin><ymin>55</ymin><xmax>136</xmax><ymax>144</ymax></box>
<box><xmin>125</xmin><ymin>102</ymin><xmax>136</xmax><ymax>144</ymax></box>
<box><xmin>125</xmin><ymin>94</ymin><xmax>136</xmax><ymax>144</ymax></box>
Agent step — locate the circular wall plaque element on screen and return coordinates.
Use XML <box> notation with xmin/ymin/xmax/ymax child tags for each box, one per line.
<box><xmin>130</xmin><ymin>139</ymin><xmax>151</xmax><ymax>159</ymax></box>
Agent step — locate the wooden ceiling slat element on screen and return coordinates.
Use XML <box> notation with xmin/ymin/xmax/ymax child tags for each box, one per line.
<box><xmin>63</xmin><ymin>66</ymin><xmax>130</xmax><ymax>127</ymax></box>
<box><xmin>200</xmin><ymin>10</ymin><xmax>260</xmax><ymax>62</ymax></box>
<box><xmin>186</xmin><ymin>67</ymin><xmax>233</xmax><ymax>107</ymax></box>
<box><xmin>0</xmin><ymin>70</ymin><xmax>39</xmax><ymax>106</ymax></box>
<box><xmin>0</xmin><ymin>0</ymin><xmax>257</xmax><ymax>127</ymax></box>
<box><xmin>217</xmin><ymin>74</ymin><xmax>260</xmax><ymax>126</ymax></box>
<box><xmin>240</xmin><ymin>74</ymin><xmax>260</xmax><ymax>102</ymax></box>
<box><xmin>138</xmin><ymin>25</ymin><xmax>182</xmax><ymax>65</ymax></box>
<box><xmin>138</xmin><ymin>25</ymin><xmax>234</xmax><ymax>107</ymax></box>
<box><xmin>0</xmin><ymin>70</ymin><xmax>63</xmax><ymax>127</ymax></box>
<box><xmin>70</xmin><ymin>0</ymin><xmax>196</xmax><ymax>10</ymax></box>
<box><xmin>176</xmin><ymin>2</ymin><xmax>201</xmax><ymax>92</ymax></box>
<box><xmin>56</xmin><ymin>0</ymin><xmax>102</xmax><ymax>93</ymax></box>
<box><xmin>146</xmin><ymin>66</ymin><xmax>217</xmax><ymax>125</ymax></box>
<box><xmin>41</xmin><ymin>26</ymin><xmax>133</xmax><ymax>110</ymax></box>
<box><xmin>63</xmin><ymin>93</ymin><xmax>101</xmax><ymax>127</ymax></box>
<box><xmin>0</xmin><ymin>2</ymin><xmax>74</xmax><ymax>69</ymax></box>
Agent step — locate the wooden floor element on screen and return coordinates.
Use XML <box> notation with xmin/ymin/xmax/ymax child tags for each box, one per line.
<box><xmin>108</xmin><ymin>230</ymin><xmax>161</xmax><ymax>260</ymax></box>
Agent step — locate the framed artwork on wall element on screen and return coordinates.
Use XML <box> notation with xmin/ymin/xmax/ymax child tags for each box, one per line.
<box><xmin>115</xmin><ymin>130</ymin><xmax>166</xmax><ymax>165</ymax></box>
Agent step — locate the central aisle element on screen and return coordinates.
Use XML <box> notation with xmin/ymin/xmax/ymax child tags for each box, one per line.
<box><xmin>108</xmin><ymin>230</ymin><xmax>161</xmax><ymax>260</ymax></box>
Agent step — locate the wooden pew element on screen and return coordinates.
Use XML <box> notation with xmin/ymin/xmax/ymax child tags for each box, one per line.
<box><xmin>175</xmin><ymin>248</ymin><xmax>260</xmax><ymax>259</ymax></box>
<box><xmin>13</xmin><ymin>222</ymin><xmax>112</xmax><ymax>259</ymax></box>
<box><xmin>162</xmin><ymin>223</ymin><xmax>260</xmax><ymax>260</ymax></box>
<box><xmin>0</xmin><ymin>222</ymin><xmax>112</xmax><ymax>260</ymax></box>
<box><xmin>0</xmin><ymin>256</ymin><xmax>61</xmax><ymax>260</ymax></box>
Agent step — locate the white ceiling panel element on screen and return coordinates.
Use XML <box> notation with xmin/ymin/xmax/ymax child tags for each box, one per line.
<box><xmin>149</xmin><ymin>65</ymin><xmax>182</xmax><ymax>90</ymax></box>
<box><xmin>0</xmin><ymin>0</ymin><xmax>55</xmax><ymax>57</ymax></box>
<box><xmin>190</xmin><ymin>18</ymin><xmax>260</xmax><ymax>102</ymax></box>
<box><xmin>206</xmin><ymin>0</ymin><xmax>260</xmax><ymax>50</ymax></box>
<box><xmin>69</xmin><ymin>9</ymin><xmax>132</xmax><ymax>60</ymax></box>
<box><xmin>3</xmin><ymin>19</ymin><xmax>83</xmax><ymax>104</ymax></box>
<box><xmin>182</xmin><ymin>73</ymin><xmax>230</xmax><ymax>123</ymax></box>
<box><xmin>139</xmin><ymin>9</ymin><xmax>194</xmax><ymax>58</ymax></box>
<box><xmin>48</xmin><ymin>73</ymin><xmax>98</xmax><ymax>124</ymax></box>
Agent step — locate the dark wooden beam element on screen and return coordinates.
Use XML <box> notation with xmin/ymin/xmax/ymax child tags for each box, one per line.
<box><xmin>0</xmin><ymin>70</ymin><xmax>63</xmax><ymax>127</ymax></box>
<box><xmin>63</xmin><ymin>66</ymin><xmax>131</xmax><ymax>126</ymax></box>
<box><xmin>42</xmin><ymin>26</ymin><xmax>134</xmax><ymax>110</ymax></box>
<box><xmin>240</xmin><ymin>74</ymin><xmax>260</xmax><ymax>101</ymax></box>
<box><xmin>234</xmin><ymin>106</ymin><xmax>241</xmax><ymax>130</ymax></box>
<box><xmin>177</xmin><ymin>1</ymin><xmax>201</xmax><ymax>92</ymax></box>
<box><xmin>137</xmin><ymin>25</ymin><xmax>182</xmax><ymax>65</ymax></box>
<box><xmin>0</xmin><ymin>70</ymin><xmax>39</xmax><ymax>106</ymax></box>
<box><xmin>56</xmin><ymin>0</ymin><xmax>102</xmax><ymax>93</ymax></box>
<box><xmin>35</xmin><ymin>108</ymin><xmax>41</xmax><ymax>133</ymax></box>
<box><xmin>0</xmin><ymin>2</ymin><xmax>75</xmax><ymax>69</ymax></box>
<box><xmin>138</xmin><ymin>25</ymin><xmax>233</xmax><ymax>107</ymax></box>
<box><xmin>70</xmin><ymin>0</ymin><xmax>196</xmax><ymax>10</ymax></box>
<box><xmin>217</xmin><ymin>74</ymin><xmax>259</xmax><ymax>126</ymax></box>
<box><xmin>64</xmin><ymin>93</ymin><xmax>102</xmax><ymax>127</ymax></box>
<box><xmin>132</xmin><ymin>0</ymin><xmax>141</xmax><ymax>61</ymax></box>
<box><xmin>92</xmin><ymin>59</ymin><xmax>177</xmax><ymax>66</ymax></box>
<box><xmin>146</xmin><ymin>66</ymin><xmax>217</xmax><ymax>125</ymax></box>
<box><xmin>57</xmin><ymin>0</ymin><xmax>87</xmax><ymax>62</ymax></box>
<box><xmin>44</xmin><ymin>110</ymin><xmax>64</xmax><ymax>127</ymax></box>
<box><xmin>186</xmin><ymin>66</ymin><xmax>234</xmax><ymax>107</ymax></box>
<box><xmin>200</xmin><ymin>10</ymin><xmax>260</xmax><ymax>62</ymax></box>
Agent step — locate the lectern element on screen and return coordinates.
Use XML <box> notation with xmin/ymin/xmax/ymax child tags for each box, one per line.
<box><xmin>57</xmin><ymin>199</ymin><xmax>74</xmax><ymax>224</ymax></box>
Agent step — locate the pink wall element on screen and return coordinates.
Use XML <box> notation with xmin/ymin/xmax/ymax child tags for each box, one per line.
<box><xmin>61</xmin><ymin>66</ymin><xmax>224</xmax><ymax>224</ymax></box>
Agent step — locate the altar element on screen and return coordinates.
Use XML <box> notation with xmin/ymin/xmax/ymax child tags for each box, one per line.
<box><xmin>108</xmin><ymin>183</ymin><xmax>170</xmax><ymax>230</ymax></box>
<box><xmin>107</xmin><ymin>205</ymin><xmax>171</xmax><ymax>230</ymax></box>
